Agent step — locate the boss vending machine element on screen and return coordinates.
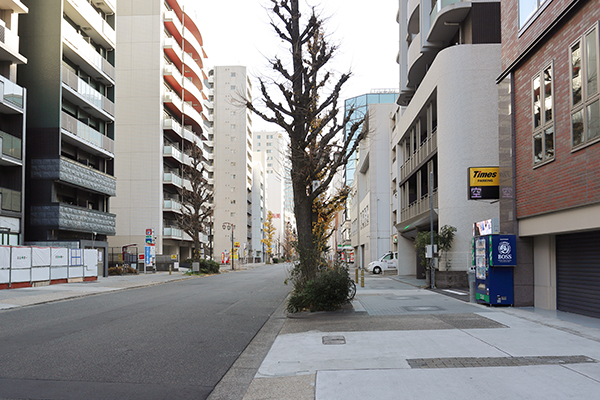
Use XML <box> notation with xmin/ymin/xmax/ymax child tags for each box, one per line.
<box><xmin>472</xmin><ymin>219</ymin><xmax>516</xmax><ymax>306</ymax></box>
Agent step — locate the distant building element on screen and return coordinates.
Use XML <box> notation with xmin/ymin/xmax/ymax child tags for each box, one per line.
<box><xmin>112</xmin><ymin>0</ymin><xmax>211</xmax><ymax>260</ymax></box>
<box><xmin>0</xmin><ymin>1</ymin><xmax>27</xmax><ymax>245</ymax></box>
<box><xmin>499</xmin><ymin>0</ymin><xmax>600</xmax><ymax>314</ymax></box>
<box><xmin>19</xmin><ymin>0</ymin><xmax>117</xmax><ymax>274</ymax></box>
<box><xmin>393</xmin><ymin>0</ymin><xmax>501</xmax><ymax>281</ymax></box>
<box><xmin>211</xmin><ymin>66</ymin><xmax>254</xmax><ymax>263</ymax></box>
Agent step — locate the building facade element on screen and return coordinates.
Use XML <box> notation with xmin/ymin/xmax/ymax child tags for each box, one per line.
<box><xmin>211</xmin><ymin>66</ymin><xmax>253</xmax><ymax>264</ymax></box>
<box><xmin>349</xmin><ymin>102</ymin><xmax>397</xmax><ymax>269</ymax></box>
<box><xmin>393</xmin><ymin>0</ymin><xmax>502</xmax><ymax>281</ymax></box>
<box><xmin>19</xmin><ymin>0</ymin><xmax>116</xmax><ymax>274</ymax></box>
<box><xmin>112</xmin><ymin>0</ymin><xmax>211</xmax><ymax>261</ymax></box>
<box><xmin>0</xmin><ymin>0</ymin><xmax>27</xmax><ymax>246</ymax></box>
<box><xmin>499</xmin><ymin>0</ymin><xmax>600</xmax><ymax>314</ymax></box>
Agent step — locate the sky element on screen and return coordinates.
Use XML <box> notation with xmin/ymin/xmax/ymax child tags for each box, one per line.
<box><xmin>186</xmin><ymin>0</ymin><xmax>400</xmax><ymax>130</ymax></box>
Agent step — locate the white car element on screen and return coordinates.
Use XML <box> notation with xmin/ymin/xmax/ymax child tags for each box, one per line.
<box><xmin>366</xmin><ymin>252</ymin><xmax>398</xmax><ymax>274</ymax></box>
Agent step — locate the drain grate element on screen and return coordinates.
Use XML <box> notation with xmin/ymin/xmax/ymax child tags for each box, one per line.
<box><xmin>322</xmin><ymin>335</ymin><xmax>346</xmax><ymax>345</ymax></box>
<box><xmin>407</xmin><ymin>355</ymin><xmax>596</xmax><ymax>369</ymax></box>
<box><xmin>402</xmin><ymin>306</ymin><xmax>444</xmax><ymax>312</ymax></box>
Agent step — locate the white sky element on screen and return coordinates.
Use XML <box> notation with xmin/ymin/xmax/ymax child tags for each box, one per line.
<box><xmin>186</xmin><ymin>0</ymin><xmax>399</xmax><ymax>130</ymax></box>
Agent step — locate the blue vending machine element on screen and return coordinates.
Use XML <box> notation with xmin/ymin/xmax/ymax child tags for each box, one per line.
<box><xmin>473</xmin><ymin>221</ymin><xmax>516</xmax><ymax>305</ymax></box>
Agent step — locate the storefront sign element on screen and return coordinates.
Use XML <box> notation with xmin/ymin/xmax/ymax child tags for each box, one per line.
<box><xmin>468</xmin><ymin>167</ymin><xmax>499</xmax><ymax>200</ymax></box>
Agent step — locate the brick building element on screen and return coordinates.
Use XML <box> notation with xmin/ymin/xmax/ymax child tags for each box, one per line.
<box><xmin>499</xmin><ymin>0</ymin><xmax>600</xmax><ymax>315</ymax></box>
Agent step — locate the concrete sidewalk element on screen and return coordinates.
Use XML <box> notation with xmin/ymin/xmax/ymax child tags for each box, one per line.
<box><xmin>236</xmin><ymin>274</ymin><xmax>600</xmax><ymax>400</ymax></box>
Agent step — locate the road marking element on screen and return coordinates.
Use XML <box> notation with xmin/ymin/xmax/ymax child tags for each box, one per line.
<box><xmin>443</xmin><ymin>289</ymin><xmax>468</xmax><ymax>296</ymax></box>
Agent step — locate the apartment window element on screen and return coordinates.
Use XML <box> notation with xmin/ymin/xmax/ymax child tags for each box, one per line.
<box><xmin>267</xmin><ymin>150</ymin><xmax>273</xmax><ymax>153</ymax></box>
<box><xmin>519</xmin><ymin>0</ymin><xmax>550</xmax><ymax>28</ymax></box>
<box><xmin>231</xmin><ymin>124</ymin><xmax>237</xmax><ymax>129</ymax></box>
<box><xmin>231</xmin><ymin>72</ymin><xmax>237</xmax><ymax>77</ymax></box>
<box><xmin>231</xmin><ymin>200</ymin><xmax>236</xmax><ymax>204</ymax></box>
<box><xmin>266</xmin><ymin>142</ymin><xmax>272</xmax><ymax>146</ymax></box>
<box><xmin>231</xmin><ymin>174</ymin><xmax>236</xmax><ymax>179</ymax></box>
<box><xmin>257</xmin><ymin>142</ymin><xmax>261</xmax><ymax>146</ymax></box>
<box><xmin>257</xmin><ymin>135</ymin><xmax>261</xmax><ymax>139</ymax></box>
<box><xmin>231</xmin><ymin>161</ymin><xmax>236</xmax><ymax>166</ymax></box>
<box><xmin>532</xmin><ymin>64</ymin><xmax>554</xmax><ymax>165</ymax></box>
<box><xmin>571</xmin><ymin>26</ymin><xmax>600</xmax><ymax>149</ymax></box>
<box><xmin>267</xmin><ymin>156</ymin><xmax>273</xmax><ymax>160</ymax></box>
<box><xmin>231</xmin><ymin>85</ymin><xmax>236</xmax><ymax>90</ymax></box>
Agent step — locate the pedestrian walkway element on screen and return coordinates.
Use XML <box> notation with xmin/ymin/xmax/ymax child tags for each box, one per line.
<box><xmin>0</xmin><ymin>271</ymin><xmax>193</xmax><ymax>310</ymax></box>
<box><xmin>238</xmin><ymin>274</ymin><xmax>600</xmax><ymax>400</ymax></box>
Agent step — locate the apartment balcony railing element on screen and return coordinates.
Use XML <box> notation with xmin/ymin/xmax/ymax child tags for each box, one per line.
<box><xmin>163</xmin><ymin>118</ymin><xmax>183</xmax><ymax>138</ymax></box>
<box><xmin>183</xmin><ymin>101</ymin><xmax>203</xmax><ymax>127</ymax></box>
<box><xmin>0</xmin><ymin>187</ymin><xmax>21</xmax><ymax>212</ymax></box>
<box><xmin>62</xmin><ymin>20</ymin><xmax>115</xmax><ymax>83</ymax></box>
<box><xmin>182</xmin><ymin>51</ymin><xmax>202</xmax><ymax>83</ymax></box>
<box><xmin>163</xmin><ymin>63</ymin><xmax>183</xmax><ymax>92</ymax></box>
<box><xmin>163</xmin><ymin>198</ymin><xmax>182</xmax><ymax>213</ymax></box>
<box><xmin>61</xmin><ymin>66</ymin><xmax>115</xmax><ymax>117</ymax></box>
<box><xmin>0</xmin><ymin>75</ymin><xmax>24</xmax><ymax>109</ymax></box>
<box><xmin>163</xmin><ymin>10</ymin><xmax>183</xmax><ymax>37</ymax></box>
<box><xmin>163</xmin><ymin>171</ymin><xmax>183</xmax><ymax>187</ymax></box>
<box><xmin>0</xmin><ymin>23</ymin><xmax>26</xmax><ymax>64</ymax></box>
<box><xmin>428</xmin><ymin>0</ymin><xmax>471</xmax><ymax>42</ymax></box>
<box><xmin>430</xmin><ymin>0</ymin><xmax>464</xmax><ymax>25</ymax></box>
<box><xmin>400</xmin><ymin>190</ymin><xmax>438</xmax><ymax>223</ymax></box>
<box><xmin>163</xmin><ymin>225</ymin><xmax>183</xmax><ymax>239</ymax></box>
<box><xmin>30</xmin><ymin>203</ymin><xmax>116</xmax><ymax>235</ymax></box>
<box><xmin>183</xmin><ymin>76</ymin><xmax>203</xmax><ymax>108</ymax></box>
<box><xmin>163</xmin><ymin>88</ymin><xmax>183</xmax><ymax>114</ymax></box>
<box><xmin>400</xmin><ymin>129</ymin><xmax>437</xmax><ymax>181</ymax></box>
<box><xmin>61</xmin><ymin>111</ymin><xmax>115</xmax><ymax>155</ymax></box>
<box><xmin>0</xmin><ymin>130</ymin><xmax>22</xmax><ymax>161</ymax></box>
<box><xmin>66</xmin><ymin>0</ymin><xmax>115</xmax><ymax>49</ymax></box>
<box><xmin>164</xmin><ymin>37</ymin><xmax>183</xmax><ymax>65</ymax></box>
<box><xmin>163</xmin><ymin>144</ymin><xmax>183</xmax><ymax>163</ymax></box>
<box><xmin>31</xmin><ymin>157</ymin><xmax>116</xmax><ymax>197</ymax></box>
<box><xmin>182</xmin><ymin>26</ymin><xmax>203</xmax><ymax>64</ymax></box>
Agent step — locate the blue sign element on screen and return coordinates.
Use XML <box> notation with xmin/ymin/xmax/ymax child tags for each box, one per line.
<box><xmin>489</xmin><ymin>235</ymin><xmax>516</xmax><ymax>266</ymax></box>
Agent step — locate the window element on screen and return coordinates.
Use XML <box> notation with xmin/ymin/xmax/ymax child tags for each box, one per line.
<box><xmin>571</xmin><ymin>26</ymin><xmax>600</xmax><ymax>149</ymax></box>
<box><xmin>519</xmin><ymin>0</ymin><xmax>550</xmax><ymax>28</ymax></box>
<box><xmin>231</xmin><ymin>162</ymin><xmax>236</xmax><ymax>166</ymax></box>
<box><xmin>231</xmin><ymin>174</ymin><xmax>236</xmax><ymax>179</ymax></box>
<box><xmin>267</xmin><ymin>150</ymin><xmax>273</xmax><ymax>153</ymax></box>
<box><xmin>231</xmin><ymin>85</ymin><xmax>236</xmax><ymax>90</ymax></box>
<box><xmin>266</xmin><ymin>142</ymin><xmax>272</xmax><ymax>146</ymax></box>
<box><xmin>267</xmin><ymin>156</ymin><xmax>273</xmax><ymax>160</ymax></box>
<box><xmin>231</xmin><ymin>124</ymin><xmax>237</xmax><ymax>129</ymax></box>
<box><xmin>231</xmin><ymin>72</ymin><xmax>237</xmax><ymax>77</ymax></box>
<box><xmin>532</xmin><ymin>64</ymin><xmax>554</xmax><ymax>165</ymax></box>
<box><xmin>257</xmin><ymin>135</ymin><xmax>261</xmax><ymax>139</ymax></box>
<box><xmin>231</xmin><ymin>200</ymin><xmax>236</xmax><ymax>204</ymax></box>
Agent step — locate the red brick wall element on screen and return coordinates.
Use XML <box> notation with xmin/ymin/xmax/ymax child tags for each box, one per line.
<box><xmin>502</xmin><ymin>0</ymin><xmax>584</xmax><ymax>71</ymax></box>
<box><xmin>512</xmin><ymin>1</ymin><xmax>600</xmax><ymax>218</ymax></box>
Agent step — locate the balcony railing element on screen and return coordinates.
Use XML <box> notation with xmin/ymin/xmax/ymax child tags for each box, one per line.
<box><xmin>0</xmin><ymin>23</ymin><xmax>25</xmax><ymax>63</ymax></box>
<box><xmin>0</xmin><ymin>187</ymin><xmax>21</xmax><ymax>212</ymax></box>
<box><xmin>164</xmin><ymin>225</ymin><xmax>183</xmax><ymax>239</ymax></box>
<box><xmin>30</xmin><ymin>203</ymin><xmax>116</xmax><ymax>235</ymax></box>
<box><xmin>61</xmin><ymin>65</ymin><xmax>115</xmax><ymax>116</ymax></box>
<box><xmin>0</xmin><ymin>75</ymin><xmax>24</xmax><ymax>109</ymax></box>
<box><xmin>400</xmin><ymin>190</ymin><xmax>438</xmax><ymax>223</ymax></box>
<box><xmin>163</xmin><ymin>198</ymin><xmax>182</xmax><ymax>212</ymax></box>
<box><xmin>430</xmin><ymin>0</ymin><xmax>464</xmax><ymax>25</ymax></box>
<box><xmin>0</xmin><ymin>130</ymin><xmax>22</xmax><ymax>160</ymax></box>
<box><xmin>163</xmin><ymin>118</ymin><xmax>183</xmax><ymax>138</ymax></box>
<box><xmin>62</xmin><ymin>20</ymin><xmax>115</xmax><ymax>82</ymax></box>
<box><xmin>163</xmin><ymin>171</ymin><xmax>183</xmax><ymax>187</ymax></box>
<box><xmin>163</xmin><ymin>145</ymin><xmax>183</xmax><ymax>163</ymax></box>
<box><xmin>61</xmin><ymin>111</ymin><xmax>115</xmax><ymax>154</ymax></box>
<box><xmin>400</xmin><ymin>129</ymin><xmax>437</xmax><ymax>181</ymax></box>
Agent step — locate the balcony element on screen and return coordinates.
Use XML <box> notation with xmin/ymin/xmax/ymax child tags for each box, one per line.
<box><xmin>400</xmin><ymin>190</ymin><xmax>438</xmax><ymax>226</ymax></box>
<box><xmin>30</xmin><ymin>157</ymin><xmax>116</xmax><ymax>197</ymax></box>
<box><xmin>0</xmin><ymin>130</ymin><xmax>22</xmax><ymax>165</ymax></box>
<box><xmin>0</xmin><ymin>23</ymin><xmax>26</xmax><ymax>64</ymax></box>
<box><xmin>30</xmin><ymin>203</ymin><xmax>116</xmax><ymax>235</ymax></box>
<box><xmin>64</xmin><ymin>0</ymin><xmax>115</xmax><ymax>49</ymax></box>
<box><xmin>163</xmin><ymin>225</ymin><xmax>183</xmax><ymax>239</ymax></box>
<box><xmin>163</xmin><ymin>88</ymin><xmax>183</xmax><ymax>115</ymax></box>
<box><xmin>62</xmin><ymin>20</ymin><xmax>115</xmax><ymax>85</ymax></box>
<box><xmin>163</xmin><ymin>118</ymin><xmax>183</xmax><ymax>138</ymax></box>
<box><xmin>163</xmin><ymin>170</ymin><xmax>183</xmax><ymax>187</ymax></box>
<box><xmin>61</xmin><ymin>66</ymin><xmax>115</xmax><ymax>120</ymax></box>
<box><xmin>61</xmin><ymin>111</ymin><xmax>114</xmax><ymax>156</ymax></box>
<box><xmin>182</xmin><ymin>51</ymin><xmax>203</xmax><ymax>86</ymax></box>
<box><xmin>182</xmin><ymin>77</ymin><xmax>203</xmax><ymax>111</ymax></box>
<box><xmin>400</xmin><ymin>129</ymin><xmax>437</xmax><ymax>181</ymax></box>
<box><xmin>164</xmin><ymin>37</ymin><xmax>183</xmax><ymax>68</ymax></box>
<box><xmin>163</xmin><ymin>144</ymin><xmax>183</xmax><ymax>164</ymax></box>
<box><xmin>163</xmin><ymin>63</ymin><xmax>183</xmax><ymax>96</ymax></box>
<box><xmin>163</xmin><ymin>198</ymin><xmax>182</xmax><ymax>213</ymax></box>
<box><xmin>90</xmin><ymin>0</ymin><xmax>116</xmax><ymax>15</ymax></box>
<box><xmin>163</xmin><ymin>10</ymin><xmax>183</xmax><ymax>39</ymax></box>
<box><xmin>428</xmin><ymin>0</ymin><xmax>471</xmax><ymax>42</ymax></box>
<box><xmin>183</xmin><ymin>101</ymin><xmax>203</xmax><ymax>129</ymax></box>
<box><xmin>0</xmin><ymin>187</ymin><xmax>21</xmax><ymax>212</ymax></box>
<box><xmin>182</xmin><ymin>25</ymin><xmax>203</xmax><ymax>67</ymax></box>
<box><xmin>0</xmin><ymin>75</ymin><xmax>24</xmax><ymax>113</ymax></box>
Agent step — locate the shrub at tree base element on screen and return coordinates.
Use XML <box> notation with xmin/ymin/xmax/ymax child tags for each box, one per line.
<box><xmin>199</xmin><ymin>259</ymin><xmax>220</xmax><ymax>274</ymax></box>
<box><xmin>287</xmin><ymin>265</ymin><xmax>353</xmax><ymax>313</ymax></box>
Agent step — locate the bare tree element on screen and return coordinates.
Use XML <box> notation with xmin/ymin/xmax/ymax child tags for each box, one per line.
<box><xmin>177</xmin><ymin>142</ymin><xmax>213</xmax><ymax>259</ymax></box>
<box><xmin>244</xmin><ymin>0</ymin><xmax>366</xmax><ymax>283</ymax></box>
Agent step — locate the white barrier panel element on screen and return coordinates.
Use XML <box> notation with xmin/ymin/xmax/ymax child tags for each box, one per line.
<box><xmin>50</xmin><ymin>266</ymin><xmax>68</xmax><ymax>280</ymax></box>
<box><xmin>0</xmin><ymin>246</ymin><xmax>10</xmax><ymax>269</ymax></box>
<box><xmin>11</xmin><ymin>247</ymin><xmax>32</xmax><ymax>269</ymax></box>
<box><xmin>32</xmin><ymin>247</ymin><xmax>51</xmax><ymax>267</ymax></box>
<box><xmin>51</xmin><ymin>248</ymin><xmax>69</xmax><ymax>266</ymax></box>
<box><xmin>10</xmin><ymin>268</ymin><xmax>30</xmax><ymax>283</ymax></box>
<box><xmin>0</xmin><ymin>268</ymin><xmax>8</xmax><ymax>284</ymax></box>
<box><xmin>32</xmin><ymin>267</ymin><xmax>50</xmax><ymax>282</ymax></box>
<box><xmin>69</xmin><ymin>249</ymin><xmax>84</xmax><ymax>278</ymax></box>
<box><xmin>84</xmin><ymin>249</ymin><xmax>98</xmax><ymax>278</ymax></box>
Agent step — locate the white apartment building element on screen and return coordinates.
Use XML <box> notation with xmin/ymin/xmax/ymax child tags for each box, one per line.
<box><xmin>112</xmin><ymin>0</ymin><xmax>211</xmax><ymax>260</ymax></box>
<box><xmin>253</xmin><ymin>131</ymin><xmax>289</xmax><ymax>258</ymax></box>
<box><xmin>0</xmin><ymin>0</ymin><xmax>27</xmax><ymax>246</ymax></box>
<box><xmin>251</xmin><ymin>151</ymin><xmax>266</xmax><ymax>262</ymax></box>
<box><xmin>393</xmin><ymin>0</ymin><xmax>502</xmax><ymax>281</ymax></box>
<box><xmin>350</xmin><ymin>103</ymin><xmax>396</xmax><ymax>269</ymax></box>
<box><xmin>211</xmin><ymin>66</ymin><xmax>254</xmax><ymax>264</ymax></box>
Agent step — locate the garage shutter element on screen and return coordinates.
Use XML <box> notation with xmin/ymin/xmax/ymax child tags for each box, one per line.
<box><xmin>556</xmin><ymin>231</ymin><xmax>600</xmax><ymax>318</ymax></box>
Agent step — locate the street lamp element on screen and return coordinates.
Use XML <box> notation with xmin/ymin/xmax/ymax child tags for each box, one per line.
<box><xmin>222</xmin><ymin>222</ymin><xmax>235</xmax><ymax>270</ymax></box>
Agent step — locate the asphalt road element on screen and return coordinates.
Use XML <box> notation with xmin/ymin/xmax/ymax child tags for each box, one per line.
<box><xmin>0</xmin><ymin>264</ymin><xmax>291</xmax><ymax>400</ymax></box>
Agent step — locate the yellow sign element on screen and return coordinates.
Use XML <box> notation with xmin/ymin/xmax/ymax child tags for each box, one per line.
<box><xmin>234</xmin><ymin>242</ymin><xmax>240</xmax><ymax>248</ymax></box>
<box><xmin>469</xmin><ymin>167</ymin><xmax>499</xmax><ymax>186</ymax></box>
<box><xmin>171</xmin><ymin>254</ymin><xmax>177</xmax><ymax>260</ymax></box>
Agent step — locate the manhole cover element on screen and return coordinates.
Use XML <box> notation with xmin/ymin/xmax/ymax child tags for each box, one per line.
<box><xmin>402</xmin><ymin>306</ymin><xmax>444</xmax><ymax>312</ymax></box>
<box><xmin>322</xmin><ymin>335</ymin><xmax>346</xmax><ymax>345</ymax></box>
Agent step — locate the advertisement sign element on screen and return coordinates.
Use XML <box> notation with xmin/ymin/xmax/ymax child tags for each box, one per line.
<box><xmin>468</xmin><ymin>167</ymin><xmax>499</xmax><ymax>200</ymax></box>
<box><xmin>144</xmin><ymin>244</ymin><xmax>155</xmax><ymax>266</ymax></box>
<box><xmin>489</xmin><ymin>235</ymin><xmax>517</xmax><ymax>267</ymax></box>
<box><xmin>473</xmin><ymin>218</ymin><xmax>499</xmax><ymax>237</ymax></box>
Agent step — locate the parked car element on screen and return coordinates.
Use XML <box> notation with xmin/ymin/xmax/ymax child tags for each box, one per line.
<box><xmin>366</xmin><ymin>252</ymin><xmax>398</xmax><ymax>274</ymax></box>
